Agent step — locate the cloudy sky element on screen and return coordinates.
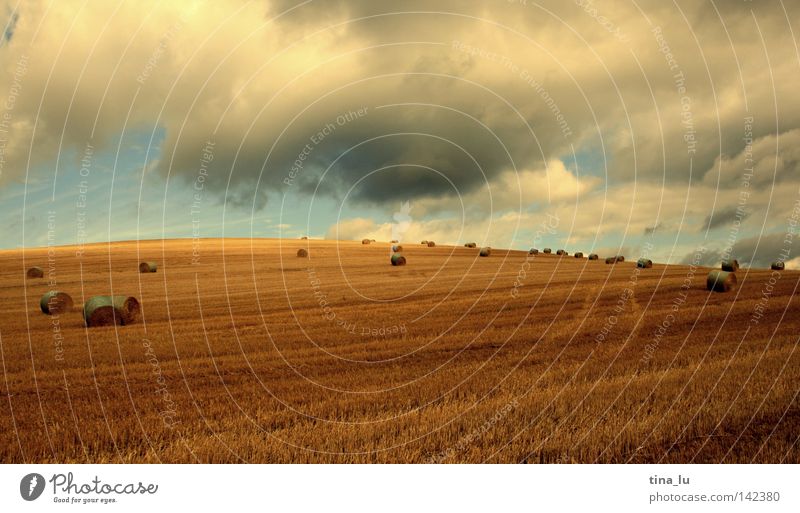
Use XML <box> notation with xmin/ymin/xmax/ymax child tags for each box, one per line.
<box><xmin>0</xmin><ymin>0</ymin><xmax>798</xmax><ymax>268</ymax></box>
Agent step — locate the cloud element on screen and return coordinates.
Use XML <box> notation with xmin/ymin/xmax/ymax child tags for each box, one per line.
<box><xmin>0</xmin><ymin>0</ymin><xmax>799</xmax><ymax>248</ymax></box>
<box><xmin>784</xmin><ymin>256</ymin><xmax>800</xmax><ymax>271</ymax></box>
<box><xmin>680</xmin><ymin>231</ymin><xmax>795</xmax><ymax>269</ymax></box>
<box><xmin>703</xmin><ymin>205</ymin><xmax>750</xmax><ymax>231</ymax></box>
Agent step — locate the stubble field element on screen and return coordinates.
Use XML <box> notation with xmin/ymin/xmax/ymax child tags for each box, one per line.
<box><xmin>0</xmin><ymin>238</ymin><xmax>798</xmax><ymax>463</ymax></box>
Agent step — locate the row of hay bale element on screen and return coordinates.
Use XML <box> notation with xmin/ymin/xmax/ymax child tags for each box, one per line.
<box><xmin>38</xmin><ymin>290</ymin><xmax>141</xmax><ymax>327</ymax></box>
<box><xmin>28</xmin><ymin>261</ymin><xmax>159</xmax><ymax>278</ymax></box>
<box><xmin>27</xmin><ymin>261</ymin><xmax>151</xmax><ymax>327</ymax></box>
<box><xmin>708</xmin><ymin>259</ymin><xmax>739</xmax><ymax>293</ymax></box>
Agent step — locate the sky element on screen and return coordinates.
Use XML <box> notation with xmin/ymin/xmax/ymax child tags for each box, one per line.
<box><xmin>0</xmin><ymin>0</ymin><xmax>798</xmax><ymax>269</ymax></box>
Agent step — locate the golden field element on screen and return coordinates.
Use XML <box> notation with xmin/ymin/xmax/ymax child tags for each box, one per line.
<box><xmin>0</xmin><ymin>238</ymin><xmax>797</xmax><ymax>463</ymax></box>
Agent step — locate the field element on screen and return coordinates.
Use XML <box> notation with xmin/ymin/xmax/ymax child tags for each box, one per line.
<box><xmin>0</xmin><ymin>238</ymin><xmax>798</xmax><ymax>463</ymax></box>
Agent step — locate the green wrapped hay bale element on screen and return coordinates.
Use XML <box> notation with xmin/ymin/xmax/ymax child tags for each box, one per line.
<box><xmin>771</xmin><ymin>261</ymin><xmax>785</xmax><ymax>271</ymax></box>
<box><xmin>390</xmin><ymin>254</ymin><xmax>406</xmax><ymax>266</ymax></box>
<box><xmin>479</xmin><ymin>247</ymin><xmax>491</xmax><ymax>257</ymax></box>
<box><xmin>637</xmin><ymin>258</ymin><xmax>653</xmax><ymax>268</ymax></box>
<box><xmin>391</xmin><ymin>244</ymin><xmax>403</xmax><ymax>253</ymax></box>
<box><xmin>139</xmin><ymin>262</ymin><xmax>157</xmax><ymax>273</ymax></box>
<box><xmin>40</xmin><ymin>291</ymin><xmax>74</xmax><ymax>315</ymax></box>
<box><xmin>297</xmin><ymin>248</ymin><xmax>308</xmax><ymax>257</ymax></box>
<box><xmin>427</xmin><ymin>241</ymin><xmax>436</xmax><ymax>247</ymax></box>
<box><xmin>556</xmin><ymin>249</ymin><xmax>567</xmax><ymax>256</ymax></box>
<box><xmin>362</xmin><ymin>239</ymin><xmax>371</xmax><ymax>245</ymax></box>
<box><xmin>529</xmin><ymin>248</ymin><xmax>538</xmax><ymax>255</ymax></box>
<box><xmin>543</xmin><ymin>248</ymin><xmax>552</xmax><ymax>254</ymax></box>
<box><xmin>465</xmin><ymin>242</ymin><xmax>477</xmax><ymax>248</ymax></box>
<box><xmin>707</xmin><ymin>270</ymin><xmax>736</xmax><ymax>293</ymax></box>
<box><xmin>721</xmin><ymin>259</ymin><xmax>739</xmax><ymax>272</ymax></box>
<box><xmin>83</xmin><ymin>296</ymin><xmax>141</xmax><ymax>327</ymax></box>
<box><xmin>574</xmin><ymin>252</ymin><xmax>584</xmax><ymax>258</ymax></box>
<box><xmin>588</xmin><ymin>254</ymin><xmax>599</xmax><ymax>260</ymax></box>
<box><xmin>27</xmin><ymin>267</ymin><xmax>44</xmax><ymax>278</ymax></box>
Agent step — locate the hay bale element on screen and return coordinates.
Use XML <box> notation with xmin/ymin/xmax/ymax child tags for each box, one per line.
<box><xmin>83</xmin><ymin>296</ymin><xmax>140</xmax><ymax>327</ymax></box>
<box><xmin>721</xmin><ymin>259</ymin><xmax>739</xmax><ymax>272</ymax></box>
<box><xmin>370</xmin><ymin>239</ymin><xmax>376</xmax><ymax>242</ymax></box>
<box><xmin>465</xmin><ymin>242</ymin><xmax>477</xmax><ymax>248</ymax></box>
<box><xmin>543</xmin><ymin>248</ymin><xmax>552</xmax><ymax>254</ymax></box>
<box><xmin>605</xmin><ymin>257</ymin><xmax>616</xmax><ymax>264</ymax></box>
<box><xmin>615</xmin><ymin>255</ymin><xmax>625</xmax><ymax>263</ymax></box>
<box><xmin>40</xmin><ymin>291</ymin><xmax>74</xmax><ymax>315</ymax></box>
<box><xmin>588</xmin><ymin>254</ymin><xmax>599</xmax><ymax>260</ymax></box>
<box><xmin>390</xmin><ymin>240</ymin><xmax>399</xmax><ymax>243</ymax></box>
<box><xmin>707</xmin><ymin>270</ymin><xmax>736</xmax><ymax>293</ymax></box>
<box><xmin>427</xmin><ymin>241</ymin><xmax>436</xmax><ymax>247</ymax></box>
<box><xmin>362</xmin><ymin>239</ymin><xmax>371</xmax><ymax>245</ymax></box>
<box><xmin>421</xmin><ymin>240</ymin><xmax>428</xmax><ymax>245</ymax></box>
<box><xmin>574</xmin><ymin>252</ymin><xmax>584</xmax><ymax>258</ymax></box>
<box><xmin>556</xmin><ymin>249</ymin><xmax>567</xmax><ymax>256</ymax></box>
<box><xmin>479</xmin><ymin>247</ymin><xmax>491</xmax><ymax>257</ymax></box>
<box><xmin>139</xmin><ymin>262</ymin><xmax>158</xmax><ymax>273</ymax></box>
<box><xmin>771</xmin><ymin>261</ymin><xmax>785</xmax><ymax>271</ymax></box>
<box><xmin>300</xmin><ymin>236</ymin><xmax>308</xmax><ymax>240</ymax></box>
<box><xmin>297</xmin><ymin>248</ymin><xmax>308</xmax><ymax>257</ymax></box>
<box><xmin>637</xmin><ymin>258</ymin><xmax>653</xmax><ymax>268</ymax></box>
<box><xmin>27</xmin><ymin>267</ymin><xmax>44</xmax><ymax>278</ymax></box>
<box><xmin>390</xmin><ymin>254</ymin><xmax>406</xmax><ymax>266</ymax></box>
<box><xmin>529</xmin><ymin>248</ymin><xmax>539</xmax><ymax>255</ymax></box>
<box><xmin>391</xmin><ymin>244</ymin><xmax>403</xmax><ymax>253</ymax></box>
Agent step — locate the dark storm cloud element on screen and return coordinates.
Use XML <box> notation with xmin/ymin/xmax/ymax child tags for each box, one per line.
<box><xmin>680</xmin><ymin>231</ymin><xmax>793</xmax><ymax>269</ymax></box>
<box><xmin>703</xmin><ymin>206</ymin><xmax>750</xmax><ymax>232</ymax></box>
<box><xmin>732</xmin><ymin>232</ymin><xmax>794</xmax><ymax>269</ymax></box>
<box><xmin>1</xmin><ymin>0</ymin><xmax>799</xmax><ymax>221</ymax></box>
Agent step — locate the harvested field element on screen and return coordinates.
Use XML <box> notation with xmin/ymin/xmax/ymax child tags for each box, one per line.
<box><xmin>0</xmin><ymin>238</ymin><xmax>798</xmax><ymax>463</ymax></box>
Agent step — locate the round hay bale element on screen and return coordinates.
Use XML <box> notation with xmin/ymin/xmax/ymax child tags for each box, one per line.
<box><xmin>362</xmin><ymin>239</ymin><xmax>371</xmax><ymax>245</ymax></box>
<box><xmin>27</xmin><ymin>267</ymin><xmax>44</xmax><ymax>278</ymax></box>
<box><xmin>637</xmin><ymin>258</ymin><xmax>653</xmax><ymax>268</ymax></box>
<box><xmin>529</xmin><ymin>248</ymin><xmax>539</xmax><ymax>255</ymax></box>
<box><xmin>771</xmin><ymin>261</ymin><xmax>785</xmax><ymax>271</ymax></box>
<box><xmin>40</xmin><ymin>291</ymin><xmax>74</xmax><ymax>315</ymax></box>
<box><xmin>391</xmin><ymin>244</ymin><xmax>403</xmax><ymax>253</ymax></box>
<box><xmin>479</xmin><ymin>247</ymin><xmax>491</xmax><ymax>257</ymax></box>
<box><xmin>421</xmin><ymin>240</ymin><xmax>428</xmax><ymax>245</ymax></box>
<box><xmin>390</xmin><ymin>254</ymin><xmax>406</xmax><ymax>266</ymax></box>
<box><xmin>707</xmin><ymin>270</ymin><xmax>736</xmax><ymax>293</ymax></box>
<box><xmin>83</xmin><ymin>296</ymin><xmax>141</xmax><ymax>327</ymax></box>
<box><xmin>297</xmin><ymin>248</ymin><xmax>308</xmax><ymax>257</ymax></box>
<box><xmin>556</xmin><ymin>249</ymin><xmax>567</xmax><ymax>256</ymax></box>
<box><xmin>139</xmin><ymin>262</ymin><xmax>158</xmax><ymax>273</ymax></box>
<box><xmin>588</xmin><ymin>254</ymin><xmax>599</xmax><ymax>260</ymax></box>
<box><xmin>721</xmin><ymin>259</ymin><xmax>739</xmax><ymax>272</ymax></box>
<box><xmin>605</xmin><ymin>257</ymin><xmax>616</xmax><ymax>264</ymax></box>
<box><xmin>615</xmin><ymin>255</ymin><xmax>625</xmax><ymax>263</ymax></box>
<box><xmin>427</xmin><ymin>241</ymin><xmax>436</xmax><ymax>247</ymax></box>
<box><xmin>370</xmin><ymin>239</ymin><xmax>376</xmax><ymax>242</ymax></box>
<box><xmin>543</xmin><ymin>248</ymin><xmax>552</xmax><ymax>254</ymax></box>
<box><xmin>390</xmin><ymin>240</ymin><xmax>399</xmax><ymax>243</ymax></box>
<box><xmin>574</xmin><ymin>252</ymin><xmax>584</xmax><ymax>258</ymax></box>
<box><xmin>465</xmin><ymin>242</ymin><xmax>477</xmax><ymax>248</ymax></box>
